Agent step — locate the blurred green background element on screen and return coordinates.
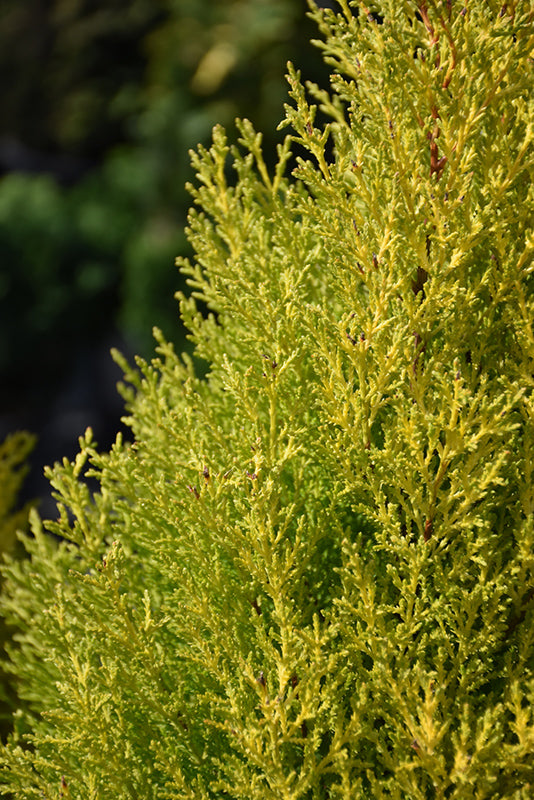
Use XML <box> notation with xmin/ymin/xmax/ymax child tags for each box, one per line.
<box><xmin>0</xmin><ymin>0</ymin><xmax>332</xmax><ymax>514</ymax></box>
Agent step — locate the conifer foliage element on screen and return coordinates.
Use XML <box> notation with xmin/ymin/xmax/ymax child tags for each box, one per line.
<box><xmin>0</xmin><ymin>431</ymin><xmax>35</xmax><ymax>739</ymax></box>
<box><xmin>0</xmin><ymin>432</ymin><xmax>35</xmax><ymax>557</ymax></box>
<box><xmin>1</xmin><ymin>2</ymin><xmax>533</xmax><ymax>797</ymax></box>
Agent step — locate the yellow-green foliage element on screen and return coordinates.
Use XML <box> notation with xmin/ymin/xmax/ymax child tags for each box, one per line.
<box><xmin>1</xmin><ymin>2</ymin><xmax>533</xmax><ymax>798</ymax></box>
<box><xmin>0</xmin><ymin>431</ymin><xmax>35</xmax><ymax>738</ymax></box>
<box><xmin>0</xmin><ymin>432</ymin><xmax>35</xmax><ymax>557</ymax></box>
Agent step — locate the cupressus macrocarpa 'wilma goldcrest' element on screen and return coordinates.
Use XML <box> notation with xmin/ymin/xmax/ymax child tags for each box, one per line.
<box><xmin>1</xmin><ymin>1</ymin><xmax>533</xmax><ymax>797</ymax></box>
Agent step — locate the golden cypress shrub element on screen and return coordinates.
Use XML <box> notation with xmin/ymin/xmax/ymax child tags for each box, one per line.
<box><xmin>1</xmin><ymin>2</ymin><xmax>533</xmax><ymax>797</ymax></box>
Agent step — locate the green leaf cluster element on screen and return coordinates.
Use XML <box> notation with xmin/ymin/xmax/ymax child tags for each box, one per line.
<box><xmin>1</xmin><ymin>1</ymin><xmax>533</xmax><ymax>797</ymax></box>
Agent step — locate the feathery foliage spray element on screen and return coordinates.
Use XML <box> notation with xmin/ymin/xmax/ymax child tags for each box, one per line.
<box><xmin>1</xmin><ymin>1</ymin><xmax>533</xmax><ymax>797</ymax></box>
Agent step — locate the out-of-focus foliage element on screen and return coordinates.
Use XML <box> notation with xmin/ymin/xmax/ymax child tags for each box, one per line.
<box><xmin>0</xmin><ymin>172</ymin><xmax>120</xmax><ymax>391</ymax></box>
<box><xmin>0</xmin><ymin>431</ymin><xmax>35</xmax><ymax>740</ymax></box>
<box><xmin>0</xmin><ymin>431</ymin><xmax>35</xmax><ymax>556</ymax></box>
<box><xmin>0</xmin><ymin>0</ymin><xmax>163</xmax><ymax>157</ymax></box>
